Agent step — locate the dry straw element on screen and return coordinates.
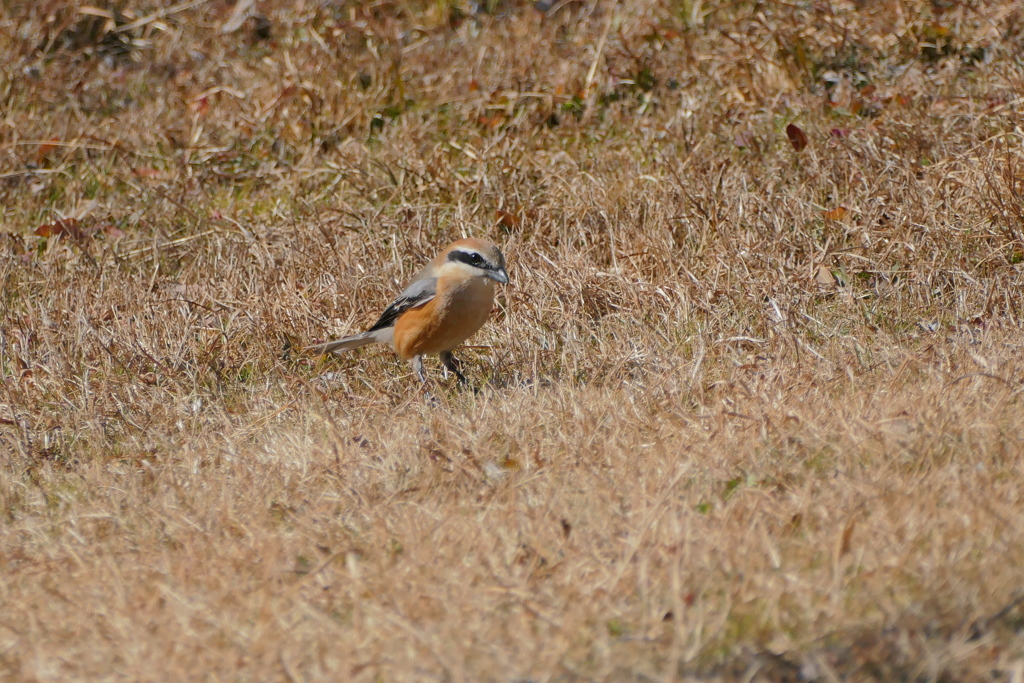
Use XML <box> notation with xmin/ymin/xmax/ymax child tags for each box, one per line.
<box><xmin>1</xmin><ymin>0</ymin><xmax>1023</xmax><ymax>679</ymax></box>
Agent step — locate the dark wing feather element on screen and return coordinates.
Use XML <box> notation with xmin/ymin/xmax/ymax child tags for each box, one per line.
<box><xmin>367</xmin><ymin>277</ymin><xmax>437</xmax><ymax>332</ymax></box>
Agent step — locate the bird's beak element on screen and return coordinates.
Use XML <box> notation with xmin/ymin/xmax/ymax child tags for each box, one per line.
<box><xmin>488</xmin><ymin>267</ymin><xmax>510</xmax><ymax>285</ymax></box>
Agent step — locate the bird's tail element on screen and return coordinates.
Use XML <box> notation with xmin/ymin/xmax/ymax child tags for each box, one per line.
<box><xmin>307</xmin><ymin>331</ymin><xmax>379</xmax><ymax>355</ymax></box>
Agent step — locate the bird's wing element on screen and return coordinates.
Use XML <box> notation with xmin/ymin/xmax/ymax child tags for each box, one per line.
<box><xmin>367</xmin><ymin>276</ymin><xmax>437</xmax><ymax>332</ymax></box>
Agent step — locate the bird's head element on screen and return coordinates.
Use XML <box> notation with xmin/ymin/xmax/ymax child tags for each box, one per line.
<box><xmin>444</xmin><ymin>238</ymin><xmax>509</xmax><ymax>285</ymax></box>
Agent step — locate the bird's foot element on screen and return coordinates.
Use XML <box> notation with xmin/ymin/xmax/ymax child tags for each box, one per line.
<box><xmin>440</xmin><ymin>351</ymin><xmax>470</xmax><ymax>386</ymax></box>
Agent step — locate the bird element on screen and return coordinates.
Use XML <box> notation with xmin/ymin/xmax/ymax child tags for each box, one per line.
<box><xmin>308</xmin><ymin>238</ymin><xmax>509</xmax><ymax>384</ymax></box>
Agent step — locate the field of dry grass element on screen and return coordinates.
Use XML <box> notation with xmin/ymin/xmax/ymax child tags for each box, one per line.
<box><xmin>2</xmin><ymin>0</ymin><xmax>1024</xmax><ymax>680</ymax></box>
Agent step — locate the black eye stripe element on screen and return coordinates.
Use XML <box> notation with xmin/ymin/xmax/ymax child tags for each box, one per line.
<box><xmin>449</xmin><ymin>250</ymin><xmax>488</xmax><ymax>267</ymax></box>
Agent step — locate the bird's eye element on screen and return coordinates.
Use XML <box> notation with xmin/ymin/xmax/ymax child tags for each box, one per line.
<box><xmin>470</xmin><ymin>253</ymin><xmax>483</xmax><ymax>264</ymax></box>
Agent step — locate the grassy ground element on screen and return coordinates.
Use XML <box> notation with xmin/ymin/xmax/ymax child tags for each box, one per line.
<box><xmin>2</xmin><ymin>0</ymin><xmax>1024</xmax><ymax>680</ymax></box>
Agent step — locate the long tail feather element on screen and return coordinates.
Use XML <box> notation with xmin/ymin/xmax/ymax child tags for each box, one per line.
<box><xmin>306</xmin><ymin>331</ymin><xmax>377</xmax><ymax>355</ymax></box>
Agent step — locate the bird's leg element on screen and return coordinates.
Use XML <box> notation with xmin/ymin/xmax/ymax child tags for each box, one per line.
<box><xmin>412</xmin><ymin>355</ymin><xmax>428</xmax><ymax>383</ymax></box>
<box><xmin>411</xmin><ymin>355</ymin><xmax>440</xmax><ymax>406</ymax></box>
<box><xmin>440</xmin><ymin>351</ymin><xmax>468</xmax><ymax>385</ymax></box>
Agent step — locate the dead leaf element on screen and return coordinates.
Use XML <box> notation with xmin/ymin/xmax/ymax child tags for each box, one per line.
<box><xmin>495</xmin><ymin>209</ymin><xmax>521</xmax><ymax>230</ymax></box>
<box><xmin>99</xmin><ymin>223</ymin><xmax>126</xmax><ymax>239</ymax></box>
<box><xmin>838</xmin><ymin>517</ymin><xmax>856</xmax><ymax>557</ymax></box>
<box><xmin>823</xmin><ymin>206</ymin><xmax>848</xmax><ymax>221</ymax></box>
<box><xmin>815</xmin><ymin>265</ymin><xmax>834</xmax><ymax>286</ymax></box>
<box><xmin>35</xmin><ymin>216</ymin><xmax>110</xmax><ymax>240</ymax></box>
<box><xmin>733</xmin><ymin>130</ymin><xmax>755</xmax><ymax>148</ymax></box>
<box><xmin>37</xmin><ymin>137</ymin><xmax>60</xmax><ymax>163</ymax></box>
<box><xmin>477</xmin><ymin>114</ymin><xmax>505</xmax><ymax>129</ymax></box>
<box><xmin>189</xmin><ymin>97</ymin><xmax>210</xmax><ymax>116</ymax></box>
<box><xmin>35</xmin><ymin>218</ymin><xmax>80</xmax><ymax>238</ymax></box>
<box><xmin>786</xmin><ymin>123</ymin><xmax>808</xmax><ymax>152</ymax></box>
<box><xmin>132</xmin><ymin>167</ymin><xmax>161</xmax><ymax>179</ymax></box>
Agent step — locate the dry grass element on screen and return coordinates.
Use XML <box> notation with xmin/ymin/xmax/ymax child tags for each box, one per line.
<box><xmin>3</xmin><ymin>0</ymin><xmax>1024</xmax><ymax>680</ymax></box>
